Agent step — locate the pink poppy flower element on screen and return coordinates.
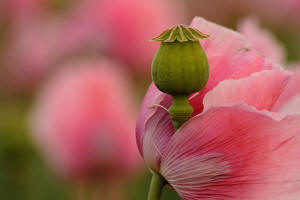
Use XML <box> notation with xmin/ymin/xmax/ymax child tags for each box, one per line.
<box><xmin>136</xmin><ymin>17</ymin><xmax>300</xmax><ymax>199</ymax></box>
<box><xmin>237</xmin><ymin>17</ymin><xmax>286</xmax><ymax>63</ymax></box>
<box><xmin>29</xmin><ymin>59</ymin><xmax>140</xmax><ymax>181</ymax></box>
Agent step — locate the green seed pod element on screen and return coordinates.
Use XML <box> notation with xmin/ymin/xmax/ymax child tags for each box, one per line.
<box><xmin>150</xmin><ymin>25</ymin><xmax>210</xmax><ymax>130</ymax></box>
<box><xmin>151</xmin><ymin>24</ymin><xmax>209</xmax><ymax>95</ymax></box>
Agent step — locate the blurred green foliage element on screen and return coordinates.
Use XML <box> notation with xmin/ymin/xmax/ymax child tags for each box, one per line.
<box><xmin>46</xmin><ymin>0</ymin><xmax>74</xmax><ymax>13</ymax></box>
<box><xmin>0</xmin><ymin>100</ymin><xmax>69</xmax><ymax>200</ymax></box>
<box><xmin>274</xmin><ymin>30</ymin><xmax>300</xmax><ymax>62</ymax></box>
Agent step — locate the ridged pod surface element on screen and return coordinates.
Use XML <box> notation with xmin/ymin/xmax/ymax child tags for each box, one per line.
<box><xmin>151</xmin><ymin>25</ymin><xmax>209</xmax><ymax>95</ymax></box>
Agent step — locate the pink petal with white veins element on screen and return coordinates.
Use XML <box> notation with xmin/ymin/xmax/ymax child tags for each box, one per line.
<box><xmin>136</xmin><ymin>84</ymin><xmax>174</xmax><ymax>171</ymax></box>
<box><xmin>161</xmin><ymin>104</ymin><xmax>300</xmax><ymax>200</ymax></box>
<box><xmin>142</xmin><ymin>106</ymin><xmax>173</xmax><ymax>171</ymax></box>
<box><xmin>136</xmin><ymin>83</ymin><xmax>172</xmax><ymax>154</ymax></box>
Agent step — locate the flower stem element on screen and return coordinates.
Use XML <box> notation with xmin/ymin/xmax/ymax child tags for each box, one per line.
<box><xmin>168</xmin><ymin>94</ymin><xmax>194</xmax><ymax>130</ymax></box>
<box><xmin>147</xmin><ymin>173</ymin><xmax>167</xmax><ymax>200</ymax></box>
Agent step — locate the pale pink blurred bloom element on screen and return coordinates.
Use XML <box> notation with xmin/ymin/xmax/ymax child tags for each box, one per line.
<box><xmin>238</xmin><ymin>17</ymin><xmax>286</xmax><ymax>63</ymax></box>
<box><xmin>9</xmin><ymin>0</ymin><xmax>187</xmax><ymax>80</ymax></box>
<box><xmin>98</xmin><ymin>0</ymin><xmax>187</xmax><ymax>73</ymax></box>
<box><xmin>0</xmin><ymin>20</ymin><xmax>60</xmax><ymax>92</ymax></box>
<box><xmin>52</xmin><ymin>0</ymin><xmax>105</xmax><ymax>57</ymax></box>
<box><xmin>34</xmin><ymin>0</ymin><xmax>187</xmax><ymax>75</ymax></box>
<box><xmin>30</xmin><ymin>59</ymin><xmax>140</xmax><ymax>181</ymax></box>
<box><xmin>241</xmin><ymin>0</ymin><xmax>300</xmax><ymax>28</ymax></box>
<box><xmin>1</xmin><ymin>16</ymin><xmax>101</xmax><ymax>93</ymax></box>
<box><xmin>0</xmin><ymin>0</ymin><xmax>45</xmax><ymax>25</ymax></box>
<box><xmin>136</xmin><ymin>17</ymin><xmax>300</xmax><ymax>199</ymax></box>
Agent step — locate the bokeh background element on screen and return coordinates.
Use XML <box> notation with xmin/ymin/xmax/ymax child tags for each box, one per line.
<box><xmin>1</xmin><ymin>0</ymin><xmax>300</xmax><ymax>199</ymax></box>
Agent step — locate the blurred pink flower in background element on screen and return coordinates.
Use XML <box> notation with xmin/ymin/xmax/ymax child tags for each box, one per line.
<box><xmin>241</xmin><ymin>0</ymin><xmax>300</xmax><ymax>29</ymax></box>
<box><xmin>98</xmin><ymin>0</ymin><xmax>187</xmax><ymax>73</ymax></box>
<box><xmin>29</xmin><ymin>59</ymin><xmax>141</xmax><ymax>182</ymax></box>
<box><xmin>237</xmin><ymin>17</ymin><xmax>286</xmax><ymax>63</ymax></box>
<box><xmin>0</xmin><ymin>0</ymin><xmax>187</xmax><ymax>94</ymax></box>
<box><xmin>0</xmin><ymin>0</ymin><xmax>45</xmax><ymax>24</ymax></box>
<box><xmin>51</xmin><ymin>0</ymin><xmax>105</xmax><ymax>58</ymax></box>
<box><xmin>136</xmin><ymin>17</ymin><xmax>300</xmax><ymax>199</ymax></box>
<box><xmin>0</xmin><ymin>0</ymin><xmax>48</xmax><ymax>92</ymax></box>
<box><xmin>0</xmin><ymin>20</ymin><xmax>59</xmax><ymax>93</ymax></box>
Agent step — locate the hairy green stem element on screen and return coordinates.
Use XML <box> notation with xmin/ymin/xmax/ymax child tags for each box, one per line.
<box><xmin>168</xmin><ymin>94</ymin><xmax>194</xmax><ymax>130</ymax></box>
<box><xmin>147</xmin><ymin>173</ymin><xmax>167</xmax><ymax>200</ymax></box>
